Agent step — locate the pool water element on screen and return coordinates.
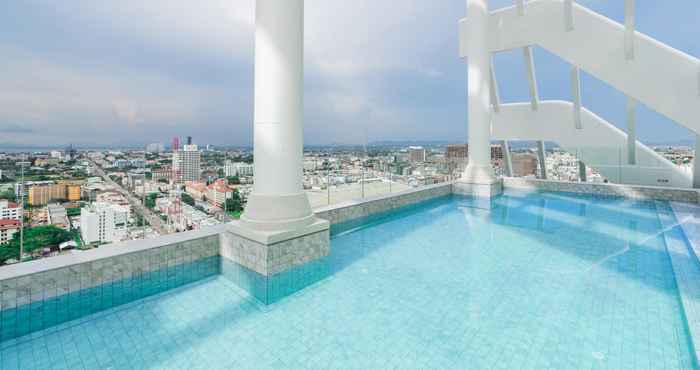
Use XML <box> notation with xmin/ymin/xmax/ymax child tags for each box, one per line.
<box><xmin>1</xmin><ymin>191</ymin><xmax>697</xmax><ymax>369</ymax></box>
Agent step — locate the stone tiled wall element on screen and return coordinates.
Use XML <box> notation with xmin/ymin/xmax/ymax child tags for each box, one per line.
<box><xmin>314</xmin><ymin>183</ymin><xmax>453</xmax><ymax>225</ymax></box>
<box><xmin>504</xmin><ymin>177</ymin><xmax>699</xmax><ymax>203</ymax></box>
<box><xmin>0</xmin><ymin>232</ymin><xmax>220</xmax><ymax>343</ymax></box>
<box><xmin>220</xmin><ymin>229</ymin><xmax>329</xmax><ymax>277</ymax></box>
<box><xmin>453</xmin><ymin>181</ymin><xmax>503</xmax><ymax>198</ymax></box>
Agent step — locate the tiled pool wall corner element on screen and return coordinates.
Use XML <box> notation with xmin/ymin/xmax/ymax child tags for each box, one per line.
<box><xmin>503</xmin><ymin>177</ymin><xmax>700</xmax><ymax>203</ymax></box>
<box><xmin>453</xmin><ymin>180</ymin><xmax>503</xmax><ymax>198</ymax></box>
<box><xmin>314</xmin><ymin>182</ymin><xmax>453</xmax><ymax>225</ymax></box>
<box><xmin>219</xmin><ymin>219</ymin><xmax>331</xmax><ymax>304</ymax></box>
<box><xmin>657</xmin><ymin>202</ymin><xmax>700</xmax><ymax>366</ymax></box>
<box><xmin>0</xmin><ymin>227</ymin><xmax>222</xmax><ymax>343</ymax></box>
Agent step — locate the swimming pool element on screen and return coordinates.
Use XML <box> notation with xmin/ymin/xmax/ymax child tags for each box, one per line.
<box><xmin>1</xmin><ymin>191</ymin><xmax>697</xmax><ymax>369</ymax></box>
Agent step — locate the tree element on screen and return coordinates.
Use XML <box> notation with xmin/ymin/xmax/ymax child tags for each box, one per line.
<box><xmin>0</xmin><ymin>225</ymin><xmax>73</xmax><ymax>264</ymax></box>
<box><xmin>225</xmin><ymin>189</ymin><xmax>243</xmax><ymax>212</ymax></box>
<box><xmin>181</xmin><ymin>193</ymin><xmax>195</xmax><ymax>206</ymax></box>
<box><xmin>217</xmin><ymin>168</ymin><xmax>225</xmax><ymax>178</ymax></box>
<box><xmin>145</xmin><ymin>194</ymin><xmax>159</xmax><ymax>209</ymax></box>
<box><xmin>0</xmin><ymin>189</ymin><xmax>16</xmax><ymax>202</ymax></box>
<box><xmin>227</xmin><ymin>176</ymin><xmax>240</xmax><ymax>185</ymax></box>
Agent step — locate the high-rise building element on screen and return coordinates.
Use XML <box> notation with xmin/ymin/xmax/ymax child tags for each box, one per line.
<box><xmin>173</xmin><ymin>144</ymin><xmax>201</xmax><ymax>183</ymax></box>
<box><xmin>187</xmin><ymin>136</ymin><xmax>193</xmax><ymax>145</ymax></box>
<box><xmin>491</xmin><ymin>145</ymin><xmax>504</xmax><ymax>161</ymax></box>
<box><xmin>512</xmin><ymin>153</ymin><xmax>539</xmax><ymax>177</ymax></box>
<box><xmin>80</xmin><ymin>202</ymin><xmax>129</xmax><ymax>245</ymax></box>
<box><xmin>172</xmin><ymin>137</ymin><xmax>180</xmax><ymax>152</ymax></box>
<box><xmin>409</xmin><ymin>146</ymin><xmax>427</xmax><ymax>163</ymax></box>
<box><xmin>447</xmin><ymin>144</ymin><xmax>468</xmax><ymax>161</ymax></box>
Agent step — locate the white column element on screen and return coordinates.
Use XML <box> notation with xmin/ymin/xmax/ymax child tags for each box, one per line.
<box><xmin>694</xmin><ymin>134</ymin><xmax>700</xmax><ymax>189</ymax></box>
<box><xmin>241</xmin><ymin>0</ymin><xmax>314</xmax><ymax>231</ymax></box>
<box><xmin>502</xmin><ymin>140</ymin><xmax>513</xmax><ymax>177</ymax></box>
<box><xmin>462</xmin><ymin>0</ymin><xmax>496</xmax><ymax>184</ymax></box>
<box><xmin>537</xmin><ymin>141</ymin><xmax>548</xmax><ymax>179</ymax></box>
<box><xmin>626</xmin><ymin>97</ymin><xmax>637</xmax><ymax>165</ymax></box>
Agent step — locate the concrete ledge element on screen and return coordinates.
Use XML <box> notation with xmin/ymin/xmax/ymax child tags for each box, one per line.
<box><xmin>504</xmin><ymin>177</ymin><xmax>699</xmax><ymax>203</ymax></box>
<box><xmin>314</xmin><ymin>182</ymin><xmax>453</xmax><ymax>225</ymax></box>
<box><xmin>0</xmin><ymin>224</ymin><xmax>225</xmax><ymax>281</ymax></box>
<box><xmin>226</xmin><ymin>217</ymin><xmax>329</xmax><ymax>245</ymax></box>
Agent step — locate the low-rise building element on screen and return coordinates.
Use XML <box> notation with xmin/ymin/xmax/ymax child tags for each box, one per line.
<box><xmin>47</xmin><ymin>204</ymin><xmax>70</xmax><ymax>230</ymax></box>
<box><xmin>0</xmin><ymin>200</ymin><xmax>21</xmax><ymax>221</ymax></box>
<box><xmin>0</xmin><ymin>219</ymin><xmax>20</xmax><ymax>245</ymax></box>
<box><xmin>185</xmin><ymin>181</ymin><xmax>208</xmax><ymax>201</ymax></box>
<box><xmin>206</xmin><ymin>179</ymin><xmax>234</xmax><ymax>208</ymax></box>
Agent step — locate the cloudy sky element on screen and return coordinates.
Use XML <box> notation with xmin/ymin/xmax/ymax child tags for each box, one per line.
<box><xmin>0</xmin><ymin>0</ymin><xmax>698</xmax><ymax>147</ymax></box>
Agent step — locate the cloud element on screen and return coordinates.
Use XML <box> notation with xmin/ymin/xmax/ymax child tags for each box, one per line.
<box><xmin>0</xmin><ymin>124</ymin><xmax>33</xmax><ymax>133</ymax></box>
<box><xmin>1</xmin><ymin>0</ymin><xmax>695</xmax><ymax>147</ymax></box>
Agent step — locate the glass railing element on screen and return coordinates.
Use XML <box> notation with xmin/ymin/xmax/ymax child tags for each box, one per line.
<box><xmin>505</xmin><ymin>144</ymin><xmax>691</xmax><ymax>188</ymax></box>
<box><xmin>306</xmin><ymin>163</ymin><xmax>451</xmax><ymax>209</ymax></box>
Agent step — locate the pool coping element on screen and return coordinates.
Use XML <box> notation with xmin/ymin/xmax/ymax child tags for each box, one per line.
<box><xmin>662</xmin><ymin>201</ymin><xmax>700</xmax><ymax>366</ymax></box>
<box><xmin>0</xmin><ymin>224</ymin><xmax>226</xmax><ymax>281</ymax></box>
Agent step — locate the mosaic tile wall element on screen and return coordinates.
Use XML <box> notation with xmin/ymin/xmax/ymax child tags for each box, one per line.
<box><xmin>220</xmin><ymin>256</ymin><xmax>329</xmax><ymax>305</ymax></box>
<box><xmin>504</xmin><ymin>177</ymin><xmax>699</xmax><ymax>203</ymax></box>
<box><xmin>0</xmin><ymin>235</ymin><xmax>219</xmax><ymax>343</ymax></box>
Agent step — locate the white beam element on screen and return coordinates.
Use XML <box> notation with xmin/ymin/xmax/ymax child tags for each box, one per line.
<box><xmin>537</xmin><ymin>140</ymin><xmax>547</xmax><ymax>179</ymax></box>
<box><xmin>523</xmin><ymin>46</ymin><xmax>539</xmax><ymax>110</ymax></box>
<box><xmin>624</xmin><ymin>0</ymin><xmax>635</xmax><ymax>60</ymax></box>
<box><xmin>516</xmin><ymin>0</ymin><xmax>524</xmax><ymax>16</ymax></box>
<box><xmin>626</xmin><ymin>97</ymin><xmax>637</xmax><ymax>165</ymax></box>
<box><xmin>490</xmin><ymin>57</ymin><xmax>501</xmax><ymax>112</ymax></box>
<box><xmin>571</xmin><ymin>66</ymin><xmax>582</xmax><ymax>129</ymax></box>
<box><xmin>564</xmin><ymin>0</ymin><xmax>574</xmax><ymax>31</ymax></box>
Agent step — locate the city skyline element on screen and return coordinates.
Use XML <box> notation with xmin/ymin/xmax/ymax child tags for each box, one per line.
<box><xmin>1</xmin><ymin>0</ymin><xmax>699</xmax><ymax>148</ymax></box>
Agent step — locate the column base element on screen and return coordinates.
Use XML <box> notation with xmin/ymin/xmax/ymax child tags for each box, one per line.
<box><xmin>220</xmin><ymin>217</ymin><xmax>331</xmax><ymax>304</ymax></box>
<box><xmin>454</xmin><ymin>164</ymin><xmax>503</xmax><ymax>198</ymax></box>
<box><xmin>240</xmin><ymin>192</ymin><xmax>314</xmax><ymax>231</ymax></box>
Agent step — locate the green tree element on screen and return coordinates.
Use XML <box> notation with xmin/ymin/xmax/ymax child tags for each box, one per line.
<box><xmin>226</xmin><ymin>176</ymin><xmax>240</xmax><ymax>185</ymax></box>
<box><xmin>145</xmin><ymin>194</ymin><xmax>159</xmax><ymax>209</ymax></box>
<box><xmin>225</xmin><ymin>189</ymin><xmax>243</xmax><ymax>212</ymax></box>
<box><xmin>181</xmin><ymin>193</ymin><xmax>195</xmax><ymax>206</ymax></box>
<box><xmin>0</xmin><ymin>189</ymin><xmax>17</xmax><ymax>202</ymax></box>
<box><xmin>0</xmin><ymin>225</ymin><xmax>73</xmax><ymax>264</ymax></box>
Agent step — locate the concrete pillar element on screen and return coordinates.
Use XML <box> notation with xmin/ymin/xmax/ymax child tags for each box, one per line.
<box><xmin>694</xmin><ymin>134</ymin><xmax>700</xmax><ymax>189</ymax></box>
<box><xmin>627</xmin><ymin>97</ymin><xmax>637</xmax><ymax>165</ymax></box>
<box><xmin>502</xmin><ymin>140</ymin><xmax>513</xmax><ymax>177</ymax></box>
<box><xmin>537</xmin><ymin>141</ymin><xmax>547</xmax><ymax>179</ymax></box>
<box><xmin>456</xmin><ymin>0</ymin><xmax>501</xmax><ymax>197</ymax></box>
<box><xmin>241</xmin><ymin>0</ymin><xmax>314</xmax><ymax>231</ymax></box>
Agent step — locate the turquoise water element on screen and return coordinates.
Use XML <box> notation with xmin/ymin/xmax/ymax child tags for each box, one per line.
<box><xmin>1</xmin><ymin>191</ymin><xmax>697</xmax><ymax>369</ymax></box>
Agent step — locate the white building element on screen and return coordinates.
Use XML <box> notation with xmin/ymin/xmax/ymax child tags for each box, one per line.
<box><xmin>80</xmin><ymin>202</ymin><xmax>129</xmax><ymax>245</ymax></box>
<box><xmin>173</xmin><ymin>145</ymin><xmax>201</xmax><ymax>182</ymax></box>
<box><xmin>409</xmin><ymin>146</ymin><xmax>427</xmax><ymax>163</ymax></box>
<box><xmin>224</xmin><ymin>161</ymin><xmax>254</xmax><ymax>177</ymax></box>
<box><xmin>0</xmin><ymin>200</ymin><xmax>21</xmax><ymax>221</ymax></box>
<box><xmin>50</xmin><ymin>150</ymin><xmax>63</xmax><ymax>159</ymax></box>
<box><xmin>146</xmin><ymin>143</ymin><xmax>165</xmax><ymax>153</ymax></box>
